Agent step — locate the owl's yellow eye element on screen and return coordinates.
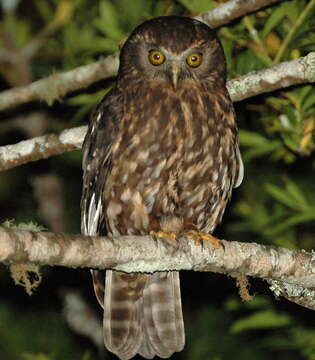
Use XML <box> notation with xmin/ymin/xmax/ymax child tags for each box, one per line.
<box><xmin>186</xmin><ymin>53</ymin><xmax>203</xmax><ymax>68</ymax></box>
<box><xmin>148</xmin><ymin>50</ymin><xmax>165</xmax><ymax>66</ymax></box>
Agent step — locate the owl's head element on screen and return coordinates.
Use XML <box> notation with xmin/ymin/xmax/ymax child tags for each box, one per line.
<box><xmin>118</xmin><ymin>16</ymin><xmax>226</xmax><ymax>89</ymax></box>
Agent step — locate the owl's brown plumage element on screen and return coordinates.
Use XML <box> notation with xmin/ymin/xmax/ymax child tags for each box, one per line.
<box><xmin>81</xmin><ymin>16</ymin><xmax>243</xmax><ymax>359</ymax></box>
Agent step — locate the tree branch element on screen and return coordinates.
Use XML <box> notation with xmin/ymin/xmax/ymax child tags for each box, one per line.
<box><xmin>268</xmin><ymin>280</ymin><xmax>315</xmax><ymax>311</ymax></box>
<box><xmin>228</xmin><ymin>52</ymin><xmax>315</xmax><ymax>101</ymax></box>
<box><xmin>1</xmin><ymin>226</ymin><xmax>315</xmax><ymax>291</ymax></box>
<box><xmin>0</xmin><ymin>125</ymin><xmax>86</xmax><ymax>171</ymax></box>
<box><xmin>0</xmin><ymin>0</ymin><xmax>283</xmax><ymax>112</ymax></box>
<box><xmin>0</xmin><ymin>55</ymin><xmax>119</xmax><ymax>111</ymax></box>
<box><xmin>1</xmin><ymin>52</ymin><xmax>315</xmax><ymax>171</ymax></box>
<box><xmin>195</xmin><ymin>0</ymin><xmax>281</xmax><ymax>28</ymax></box>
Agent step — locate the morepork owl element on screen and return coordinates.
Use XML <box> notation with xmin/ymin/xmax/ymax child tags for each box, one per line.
<box><xmin>81</xmin><ymin>16</ymin><xmax>243</xmax><ymax>360</ymax></box>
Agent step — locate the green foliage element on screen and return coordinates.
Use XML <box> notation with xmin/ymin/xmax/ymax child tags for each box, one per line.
<box><xmin>21</xmin><ymin>352</ymin><xmax>92</xmax><ymax>360</ymax></box>
<box><xmin>230</xmin><ymin>309</ymin><xmax>292</xmax><ymax>333</ymax></box>
<box><xmin>187</xmin><ymin>306</ymin><xmax>267</xmax><ymax>360</ymax></box>
<box><xmin>224</xmin><ymin>296</ymin><xmax>315</xmax><ymax>359</ymax></box>
<box><xmin>66</xmin><ymin>89</ymin><xmax>109</xmax><ymax>121</ymax></box>
<box><xmin>177</xmin><ymin>0</ymin><xmax>216</xmax><ymax>12</ymax></box>
<box><xmin>1</xmin><ymin>0</ymin><xmax>315</xmax><ymax>359</ymax></box>
<box><xmin>0</xmin><ymin>301</ymin><xmax>93</xmax><ymax>360</ymax></box>
<box><xmin>186</xmin><ymin>295</ymin><xmax>315</xmax><ymax>360</ymax></box>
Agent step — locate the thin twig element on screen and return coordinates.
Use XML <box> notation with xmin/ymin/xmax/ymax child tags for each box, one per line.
<box><xmin>242</xmin><ymin>16</ymin><xmax>273</xmax><ymax>66</ymax></box>
<box><xmin>273</xmin><ymin>0</ymin><xmax>315</xmax><ymax>64</ymax></box>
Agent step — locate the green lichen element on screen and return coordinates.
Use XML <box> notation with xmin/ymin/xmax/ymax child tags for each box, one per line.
<box><xmin>2</xmin><ymin>219</ymin><xmax>45</xmax><ymax>295</ymax></box>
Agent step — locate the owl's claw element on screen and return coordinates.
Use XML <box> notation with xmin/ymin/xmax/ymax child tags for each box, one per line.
<box><xmin>183</xmin><ymin>230</ymin><xmax>221</xmax><ymax>248</ymax></box>
<box><xmin>150</xmin><ymin>230</ymin><xmax>178</xmax><ymax>245</ymax></box>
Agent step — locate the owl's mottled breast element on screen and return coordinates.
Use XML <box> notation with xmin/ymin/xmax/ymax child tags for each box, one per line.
<box><xmin>104</xmin><ymin>80</ymin><xmax>238</xmax><ymax>236</ymax></box>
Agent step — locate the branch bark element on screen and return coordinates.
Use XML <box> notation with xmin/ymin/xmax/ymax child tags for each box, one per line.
<box><xmin>1</xmin><ymin>52</ymin><xmax>315</xmax><ymax>171</ymax></box>
<box><xmin>1</xmin><ymin>226</ymin><xmax>315</xmax><ymax>290</ymax></box>
<box><xmin>0</xmin><ymin>0</ymin><xmax>283</xmax><ymax>112</ymax></box>
<box><xmin>0</xmin><ymin>125</ymin><xmax>86</xmax><ymax>171</ymax></box>
<box><xmin>0</xmin><ymin>55</ymin><xmax>119</xmax><ymax>111</ymax></box>
<box><xmin>268</xmin><ymin>280</ymin><xmax>315</xmax><ymax>311</ymax></box>
<box><xmin>227</xmin><ymin>52</ymin><xmax>315</xmax><ymax>101</ymax></box>
<box><xmin>195</xmin><ymin>0</ymin><xmax>281</xmax><ymax>28</ymax></box>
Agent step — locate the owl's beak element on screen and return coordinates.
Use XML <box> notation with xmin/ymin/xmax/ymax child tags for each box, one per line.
<box><xmin>171</xmin><ymin>63</ymin><xmax>180</xmax><ymax>89</ymax></box>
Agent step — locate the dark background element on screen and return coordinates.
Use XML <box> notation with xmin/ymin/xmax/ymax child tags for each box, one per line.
<box><xmin>1</xmin><ymin>0</ymin><xmax>315</xmax><ymax>359</ymax></box>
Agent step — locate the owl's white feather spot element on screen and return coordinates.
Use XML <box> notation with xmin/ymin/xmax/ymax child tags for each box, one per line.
<box><xmin>234</xmin><ymin>147</ymin><xmax>244</xmax><ymax>188</ymax></box>
<box><xmin>121</xmin><ymin>188</ymin><xmax>132</xmax><ymax>202</ymax></box>
<box><xmin>86</xmin><ymin>193</ymin><xmax>103</xmax><ymax>236</ymax></box>
<box><xmin>107</xmin><ymin>201</ymin><xmax>123</xmax><ymax>218</ymax></box>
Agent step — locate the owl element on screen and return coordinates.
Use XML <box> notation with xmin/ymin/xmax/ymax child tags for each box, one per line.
<box><xmin>81</xmin><ymin>16</ymin><xmax>243</xmax><ymax>360</ymax></box>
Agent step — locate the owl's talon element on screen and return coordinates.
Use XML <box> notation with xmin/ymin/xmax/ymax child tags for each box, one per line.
<box><xmin>183</xmin><ymin>230</ymin><xmax>221</xmax><ymax>248</ymax></box>
<box><xmin>150</xmin><ymin>230</ymin><xmax>178</xmax><ymax>245</ymax></box>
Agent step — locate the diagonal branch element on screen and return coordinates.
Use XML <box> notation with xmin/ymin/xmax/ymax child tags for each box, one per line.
<box><xmin>0</xmin><ymin>0</ymin><xmax>283</xmax><ymax>112</ymax></box>
<box><xmin>195</xmin><ymin>0</ymin><xmax>281</xmax><ymax>28</ymax></box>
<box><xmin>0</xmin><ymin>55</ymin><xmax>119</xmax><ymax>111</ymax></box>
<box><xmin>227</xmin><ymin>52</ymin><xmax>315</xmax><ymax>101</ymax></box>
<box><xmin>0</xmin><ymin>126</ymin><xmax>86</xmax><ymax>171</ymax></box>
<box><xmin>1</xmin><ymin>52</ymin><xmax>315</xmax><ymax>171</ymax></box>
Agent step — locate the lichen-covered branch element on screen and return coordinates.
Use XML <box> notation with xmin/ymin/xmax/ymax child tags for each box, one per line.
<box><xmin>269</xmin><ymin>280</ymin><xmax>315</xmax><ymax>311</ymax></box>
<box><xmin>0</xmin><ymin>55</ymin><xmax>119</xmax><ymax>111</ymax></box>
<box><xmin>0</xmin><ymin>0</ymin><xmax>283</xmax><ymax>112</ymax></box>
<box><xmin>0</xmin><ymin>125</ymin><xmax>86</xmax><ymax>171</ymax></box>
<box><xmin>1</xmin><ymin>52</ymin><xmax>315</xmax><ymax>172</ymax></box>
<box><xmin>1</xmin><ymin>226</ymin><xmax>315</xmax><ymax>292</ymax></box>
<box><xmin>195</xmin><ymin>0</ymin><xmax>281</xmax><ymax>28</ymax></box>
<box><xmin>228</xmin><ymin>52</ymin><xmax>315</xmax><ymax>101</ymax></box>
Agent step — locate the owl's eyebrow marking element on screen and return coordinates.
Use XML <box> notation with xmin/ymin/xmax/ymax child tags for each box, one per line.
<box><xmin>193</xmin><ymin>39</ymin><xmax>208</xmax><ymax>47</ymax></box>
<box><xmin>146</xmin><ymin>45</ymin><xmax>171</xmax><ymax>58</ymax></box>
<box><xmin>144</xmin><ymin>42</ymin><xmax>160</xmax><ymax>48</ymax></box>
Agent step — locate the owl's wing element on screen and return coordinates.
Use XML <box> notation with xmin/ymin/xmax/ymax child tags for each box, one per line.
<box><xmin>228</xmin><ymin>102</ymin><xmax>243</xmax><ymax>189</ymax></box>
<box><xmin>81</xmin><ymin>89</ymin><xmax>122</xmax><ymax>237</ymax></box>
<box><xmin>81</xmin><ymin>89</ymin><xmax>122</xmax><ymax>307</ymax></box>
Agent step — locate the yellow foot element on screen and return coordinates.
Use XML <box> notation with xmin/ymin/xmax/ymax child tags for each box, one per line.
<box><xmin>183</xmin><ymin>230</ymin><xmax>221</xmax><ymax>248</ymax></box>
<box><xmin>150</xmin><ymin>230</ymin><xmax>178</xmax><ymax>244</ymax></box>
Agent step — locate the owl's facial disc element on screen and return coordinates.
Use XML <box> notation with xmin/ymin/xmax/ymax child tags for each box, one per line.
<box><xmin>118</xmin><ymin>17</ymin><xmax>227</xmax><ymax>90</ymax></box>
<box><xmin>146</xmin><ymin>47</ymin><xmax>204</xmax><ymax>89</ymax></box>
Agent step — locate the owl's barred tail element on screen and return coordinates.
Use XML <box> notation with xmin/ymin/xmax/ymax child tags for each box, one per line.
<box><xmin>101</xmin><ymin>270</ymin><xmax>185</xmax><ymax>360</ymax></box>
<box><xmin>140</xmin><ymin>271</ymin><xmax>185</xmax><ymax>359</ymax></box>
